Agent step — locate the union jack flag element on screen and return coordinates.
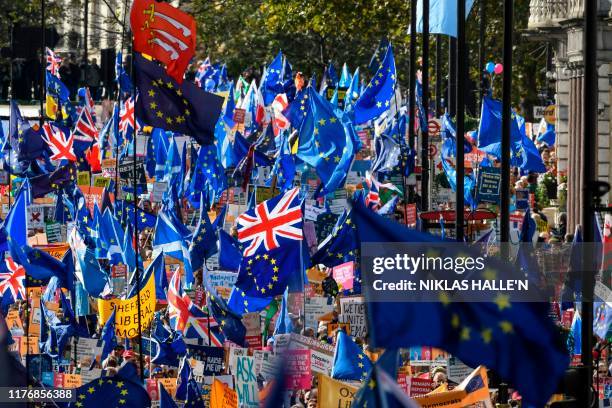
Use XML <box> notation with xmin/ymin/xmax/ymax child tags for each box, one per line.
<box><xmin>271</xmin><ymin>93</ymin><xmax>290</xmax><ymax>137</ymax></box>
<box><xmin>45</xmin><ymin>47</ymin><xmax>61</xmax><ymax>78</ymax></box>
<box><xmin>167</xmin><ymin>269</ymin><xmax>223</xmax><ymax>346</ymax></box>
<box><xmin>0</xmin><ymin>257</ymin><xmax>26</xmax><ymax>302</ymax></box>
<box><xmin>42</xmin><ymin>122</ymin><xmax>77</xmax><ymax>162</ymax></box>
<box><xmin>365</xmin><ymin>183</ymin><xmax>380</xmax><ymax>209</ymax></box>
<box><xmin>72</xmin><ymin>104</ymin><xmax>99</xmax><ymax>142</ymax></box>
<box><xmin>119</xmin><ymin>96</ymin><xmax>135</xmax><ymax>136</ymax></box>
<box><xmin>237</xmin><ymin>187</ymin><xmax>303</xmax><ymax>257</ymax></box>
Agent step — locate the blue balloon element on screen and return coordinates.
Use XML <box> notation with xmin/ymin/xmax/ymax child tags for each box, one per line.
<box><xmin>486</xmin><ymin>62</ymin><xmax>495</xmax><ymax>74</ymax></box>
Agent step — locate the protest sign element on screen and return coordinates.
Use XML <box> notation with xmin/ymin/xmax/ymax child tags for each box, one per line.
<box><xmin>45</xmin><ymin>222</ymin><xmax>62</xmax><ymax>243</ymax></box>
<box><xmin>310</xmin><ymin>349</ymin><xmax>334</xmax><ymax>376</ymax></box>
<box><xmin>340</xmin><ymin>296</ymin><xmax>367</xmax><ymax>338</ymax></box>
<box><xmin>304</xmin><ymin>296</ymin><xmax>334</xmax><ymax>329</ymax></box>
<box><xmin>234</xmin><ymin>355</ymin><xmax>259</xmax><ymax>408</ymax></box>
<box><xmin>146</xmin><ymin>379</ymin><xmax>159</xmax><ymax>401</ymax></box>
<box><xmin>36</xmin><ymin>243</ymin><xmax>70</xmax><ymax>260</ymax></box>
<box><xmin>332</xmin><ymin>261</ymin><xmax>354</xmax><ymax>291</ymax></box>
<box><xmin>447</xmin><ymin>357</ymin><xmax>473</xmax><ymax>384</ymax></box>
<box><xmin>253</xmin><ymin>350</ymin><xmax>278</xmax><ymax>380</ymax></box>
<box><xmin>476</xmin><ymin>167</ymin><xmax>501</xmax><ymax>204</ymax></box>
<box><xmin>327</xmin><ymin>322</ymin><xmax>351</xmax><ymax>337</ymax></box>
<box><xmin>242</xmin><ymin>313</ymin><xmax>262</xmax><ymax>349</ymax></box>
<box><xmin>6</xmin><ymin>310</ymin><xmax>24</xmax><ymax>336</ymax></box>
<box><xmin>158</xmin><ymin>378</ymin><xmax>177</xmax><ymax>397</ymax></box>
<box><xmin>228</xmin><ymin>347</ymin><xmax>248</xmax><ymax>374</ymax></box>
<box><xmin>97</xmin><ymin>269</ymin><xmax>156</xmax><ymax>338</ymax></box>
<box><xmin>286</xmin><ymin>349</ymin><xmax>312</xmax><ymax>390</ymax></box>
<box><xmin>63</xmin><ymin>374</ymin><xmax>82</xmax><ymax>389</ymax></box>
<box><xmin>414</xmin><ymin>366</ymin><xmax>490</xmax><ymax>407</ymax></box>
<box><xmin>210</xmin><ymin>378</ymin><xmax>239</xmax><ymax>408</ymax></box>
<box><xmin>187</xmin><ymin>344</ymin><xmax>225</xmax><ymax>376</ymax></box>
<box><xmin>28</xmin><ymin>206</ymin><xmax>45</xmax><ymax>229</ymax></box>
<box><xmin>408</xmin><ymin>377</ymin><xmax>433</xmax><ymax>397</ymax></box>
<box><xmin>317</xmin><ymin>374</ymin><xmax>358</xmax><ymax>408</ymax></box>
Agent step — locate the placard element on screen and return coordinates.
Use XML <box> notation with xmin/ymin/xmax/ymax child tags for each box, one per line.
<box><xmin>234</xmin><ymin>355</ymin><xmax>259</xmax><ymax>408</ymax></box>
<box><xmin>28</xmin><ymin>206</ymin><xmax>46</xmax><ymax>229</ymax></box>
<box><xmin>304</xmin><ymin>296</ymin><xmax>334</xmax><ymax>329</ymax></box>
<box><xmin>477</xmin><ymin>167</ymin><xmax>501</xmax><ymax>204</ymax></box>
<box><xmin>332</xmin><ymin>262</ymin><xmax>354</xmax><ymax>291</ymax></box>
<box><xmin>45</xmin><ymin>222</ymin><xmax>63</xmax><ymax>243</ymax></box>
<box><xmin>286</xmin><ymin>349</ymin><xmax>312</xmax><ymax>390</ymax></box>
<box><xmin>151</xmin><ymin>181</ymin><xmax>168</xmax><ymax>203</ymax></box>
<box><xmin>77</xmin><ymin>171</ymin><xmax>91</xmax><ymax>186</ymax></box>
<box><xmin>339</xmin><ymin>297</ymin><xmax>367</xmax><ymax>338</ymax></box>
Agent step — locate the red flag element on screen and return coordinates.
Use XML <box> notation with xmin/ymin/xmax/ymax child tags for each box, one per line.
<box><xmin>130</xmin><ymin>0</ymin><xmax>196</xmax><ymax>83</ymax></box>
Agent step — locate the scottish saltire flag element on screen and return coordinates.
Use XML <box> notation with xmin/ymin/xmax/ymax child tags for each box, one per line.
<box><xmin>100</xmin><ymin>208</ymin><xmax>125</xmax><ymax>265</ymax></box>
<box><xmin>351</xmin><ymin>198</ymin><xmax>569</xmax><ymax>407</ymax></box>
<box><xmin>353</xmin><ymin>44</ymin><xmax>396</xmax><ymax>124</ymax></box>
<box><xmin>415</xmin><ymin>0</ymin><xmax>475</xmax><ymax>37</ymax></box>
<box><xmin>153</xmin><ymin>209</ymin><xmax>193</xmax><ymax>286</ymax></box>
<box><xmin>273</xmin><ymin>289</ymin><xmax>292</xmax><ymax>336</ymax></box>
<box><xmin>162</xmin><ymin>136</ymin><xmax>183</xmax><ymax>191</ymax></box>
<box><xmin>215</xmin><ymin>117</ymin><xmax>236</xmax><ymax>169</ymax></box>
<box><xmin>440</xmin><ymin>157</ymin><xmax>477</xmax><ymax>208</ymax></box>
<box><xmin>332</xmin><ymin>330</ymin><xmax>372</xmax><ymax>381</ymax></box>
<box><xmin>67</xmin><ymin>363</ymin><xmax>151</xmax><ymax>408</ymax></box>
<box><xmin>203</xmin><ymin>274</ymin><xmax>246</xmax><ymax>346</ymax></box>
<box><xmin>338</xmin><ymin>63</ymin><xmax>352</xmax><ymax>88</ymax></box>
<box><xmin>536</xmin><ymin>118</ymin><xmax>556</xmax><ymax>146</ymax></box>
<box><xmin>345</xmin><ymin>67</ymin><xmax>361</xmax><ymax>109</ymax></box>
<box><xmin>167</xmin><ymin>268</ymin><xmax>223</xmax><ymax>346</ymax></box>
<box><xmin>151</xmin><ymin>128</ymin><xmax>170</xmax><ymax>179</ymax></box>
<box><xmin>262</xmin><ymin>51</ymin><xmax>285</xmax><ymax>105</ymax></box>
<box><xmin>295</xmin><ymin>87</ymin><xmax>355</xmax><ymax>197</ymax></box>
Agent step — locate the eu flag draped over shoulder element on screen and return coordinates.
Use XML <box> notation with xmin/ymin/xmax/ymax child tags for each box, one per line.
<box><xmin>353</xmin><ymin>43</ymin><xmax>396</xmax><ymax>124</ymax></box>
<box><xmin>296</xmin><ymin>86</ymin><xmax>355</xmax><ymax>197</ymax></box>
<box><xmin>133</xmin><ymin>54</ymin><xmax>223</xmax><ymax>145</ymax></box>
<box><xmin>351</xmin><ymin>199</ymin><xmax>568</xmax><ymax>407</ymax></box>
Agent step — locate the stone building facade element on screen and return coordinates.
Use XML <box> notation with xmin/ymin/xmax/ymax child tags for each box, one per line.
<box><xmin>526</xmin><ymin>0</ymin><xmax>612</xmax><ymax>230</ymax></box>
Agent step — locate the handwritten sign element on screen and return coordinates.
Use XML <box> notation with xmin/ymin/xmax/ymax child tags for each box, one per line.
<box><xmin>340</xmin><ymin>297</ymin><xmax>367</xmax><ymax>338</ymax></box>
<box><xmin>234</xmin><ymin>356</ymin><xmax>259</xmax><ymax>408</ymax></box>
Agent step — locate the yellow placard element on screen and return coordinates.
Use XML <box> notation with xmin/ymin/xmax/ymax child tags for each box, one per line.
<box><xmin>158</xmin><ymin>378</ymin><xmax>177</xmax><ymax>398</ymax></box>
<box><xmin>77</xmin><ymin>171</ymin><xmax>91</xmax><ymax>186</ymax></box>
<box><xmin>414</xmin><ymin>366</ymin><xmax>490</xmax><ymax>408</ymax></box>
<box><xmin>210</xmin><ymin>378</ymin><xmax>238</xmax><ymax>408</ymax></box>
<box><xmin>36</xmin><ymin>243</ymin><xmax>70</xmax><ymax>260</ymax></box>
<box><xmin>93</xmin><ymin>176</ymin><xmax>111</xmax><ymax>188</ymax></box>
<box><xmin>97</xmin><ymin>270</ymin><xmax>156</xmax><ymax>338</ymax></box>
<box><xmin>19</xmin><ymin>336</ymin><xmax>39</xmax><ymax>355</ymax></box>
<box><xmin>63</xmin><ymin>374</ymin><xmax>82</xmax><ymax>389</ymax></box>
<box><xmin>317</xmin><ymin>374</ymin><xmax>358</xmax><ymax>408</ymax></box>
<box><xmin>6</xmin><ymin>310</ymin><xmax>23</xmax><ymax>332</ymax></box>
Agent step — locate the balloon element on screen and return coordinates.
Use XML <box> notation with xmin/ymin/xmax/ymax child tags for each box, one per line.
<box><xmin>494</xmin><ymin>63</ymin><xmax>504</xmax><ymax>75</ymax></box>
<box><xmin>486</xmin><ymin>62</ymin><xmax>495</xmax><ymax>74</ymax></box>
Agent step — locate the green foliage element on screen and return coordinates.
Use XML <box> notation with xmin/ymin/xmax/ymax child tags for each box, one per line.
<box><xmin>191</xmin><ymin>0</ymin><xmax>547</xmax><ymax>115</ymax></box>
<box><xmin>0</xmin><ymin>0</ymin><xmax>66</xmax><ymax>49</ymax></box>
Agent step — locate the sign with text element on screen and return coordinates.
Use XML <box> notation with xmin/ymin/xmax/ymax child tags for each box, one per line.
<box><xmin>339</xmin><ymin>297</ymin><xmax>367</xmax><ymax>339</ymax></box>
<box><xmin>476</xmin><ymin>167</ymin><xmax>501</xmax><ymax>204</ymax></box>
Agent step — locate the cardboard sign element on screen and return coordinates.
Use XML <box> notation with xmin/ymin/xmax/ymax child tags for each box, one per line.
<box><xmin>406</xmin><ymin>203</ymin><xmax>417</xmax><ymax>226</ymax></box>
<box><xmin>286</xmin><ymin>349</ymin><xmax>312</xmax><ymax>390</ymax></box>
<box><xmin>327</xmin><ymin>322</ymin><xmax>351</xmax><ymax>337</ymax></box>
<box><xmin>45</xmin><ymin>222</ymin><xmax>63</xmax><ymax>243</ymax></box>
<box><xmin>332</xmin><ymin>261</ymin><xmax>354</xmax><ymax>291</ymax></box>
<box><xmin>339</xmin><ymin>297</ymin><xmax>367</xmax><ymax>338</ymax></box>
<box><xmin>234</xmin><ymin>356</ymin><xmax>259</xmax><ymax>407</ymax></box>
<box><xmin>28</xmin><ymin>206</ymin><xmax>46</xmax><ymax>229</ymax></box>
<box><xmin>210</xmin><ymin>378</ymin><xmax>238</xmax><ymax>408</ymax></box>
<box><xmin>318</xmin><ymin>374</ymin><xmax>358</xmax><ymax>408</ymax></box>
<box><xmin>408</xmin><ymin>377</ymin><xmax>433</xmax><ymax>397</ymax></box>
<box><xmin>77</xmin><ymin>171</ymin><xmax>91</xmax><ymax>186</ymax></box>
<box><xmin>20</xmin><ymin>336</ymin><xmax>39</xmax><ymax>355</ymax></box>
<box><xmin>63</xmin><ymin>374</ymin><xmax>82</xmax><ymax>389</ymax></box>
<box><xmin>158</xmin><ymin>378</ymin><xmax>177</xmax><ymax>397</ymax></box>
<box><xmin>97</xmin><ymin>270</ymin><xmax>156</xmax><ymax>338</ymax></box>
<box><xmin>476</xmin><ymin>167</ymin><xmax>501</xmax><ymax>204</ymax></box>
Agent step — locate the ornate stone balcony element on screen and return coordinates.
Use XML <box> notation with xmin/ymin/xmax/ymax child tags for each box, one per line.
<box><xmin>528</xmin><ymin>0</ymin><xmax>567</xmax><ymax>29</ymax></box>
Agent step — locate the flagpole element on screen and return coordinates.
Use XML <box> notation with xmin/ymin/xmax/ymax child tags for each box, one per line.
<box><xmin>420</xmin><ymin>0</ymin><xmax>430</xmax><ymax>214</ymax></box>
<box><xmin>581</xmin><ymin>0</ymin><xmax>598</xmax><ymax>403</ymax></box>
<box><xmin>7</xmin><ymin>23</ymin><xmax>13</xmax><ymax>211</ymax></box>
<box><xmin>500</xmin><ymin>0</ymin><xmax>512</xmax><ymax>258</ymax></box>
<box><xmin>435</xmin><ymin>35</ymin><xmax>442</xmax><ymax>116</ymax></box>
<box><xmin>478</xmin><ymin>0</ymin><xmax>486</xmax><ymax>111</ymax></box>
<box><xmin>130</xmin><ymin>44</ymin><xmax>145</xmax><ymax>382</ymax></box>
<box><xmin>408</xmin><ymin>0</ymin><xmax>417</xmax><ymax>211</ymax></box>
<box><xmin>448</xmin><ymin>37</ymin><xmax>457</xmax><ymax>116</ymax></box>
<box><xmin>39</xmin><ymin>0</ymin><xmax>46</xmax><ymax>127</ymax></box>
<box><xmin>455</xmin><ymin>0</ymin><xmax>466</xmax><ymax>242</ymax></box>
<box><xmin>115</xmin><ymin>0</ymin><xmax>129</xmax><ymax>198</ymax></box>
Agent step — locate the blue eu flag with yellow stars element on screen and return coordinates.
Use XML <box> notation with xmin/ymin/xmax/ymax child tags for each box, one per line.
<box><xmin>204</xmin><ymin>274</ymin><xmax>247</xmax><ymax>346</ymax></box>
<box><xmin>331</xmin><ymin>330</ymin><xmax>372</xmax><ymax>381</ymax></box>
<box><xmin>67</xmin><ymin>363</ymin><xmax>151</xmax><ymax>408</ymax></box>
<box><xmin>295</xmin><ymin>86</ymin><xmax>355</xmax><ymax>197</ymax></box>
<box><xmin>353</xmin><ymin>43</ymin><xmax>396</xmax><ymax>124</ymax></box>
<box><xmin>350</xmin><ymin>198</ymin><xmax>569</xmax><ymax>407</ymax></box>
<box><xmin>133</xmin><ymin>53</ymin><xmax>224</xmax><ymax>146</ymax></box>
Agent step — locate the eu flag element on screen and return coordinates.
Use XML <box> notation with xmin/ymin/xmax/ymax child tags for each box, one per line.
<box><xmin>204</xmin><ymin>274</ymin><xmax>247</xmax><ymax>346</ymax></box>
<box><xmin>133</xmin><ymin>53</ymin><xmax>224</xmax><ymax>146</ymax></box>
<box><xmin>331</xmin><ymin>330</ymin><xmax>372</xmax><ymax>381</ymax></box>
<box><xmin>68</xmin><ymin>363</ymin><xmax>151</xmax><ymax>407</ymax></box>
<box><xmin>295</xmin><ymin>87</ymin><xmax>355</xmax><ymax>197</ymax></box>
<box><xmin>351</xmin><ymin>199</ymin><xmax>568</xmax><ymax>407</ymax></box>
<box><xmin>29</xmin><ymin>163</ymin><xmax>77</xmax><ymax>198</ymax></box>
<box><xmin>477</xmin><ymin>96</ymin><xmax>522</xmax><ymax>159</ymax></box>
<box><xmin>353</xmin><ymin>44</ymin><xmax>396</xmax><ymax>124</ymax></box>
